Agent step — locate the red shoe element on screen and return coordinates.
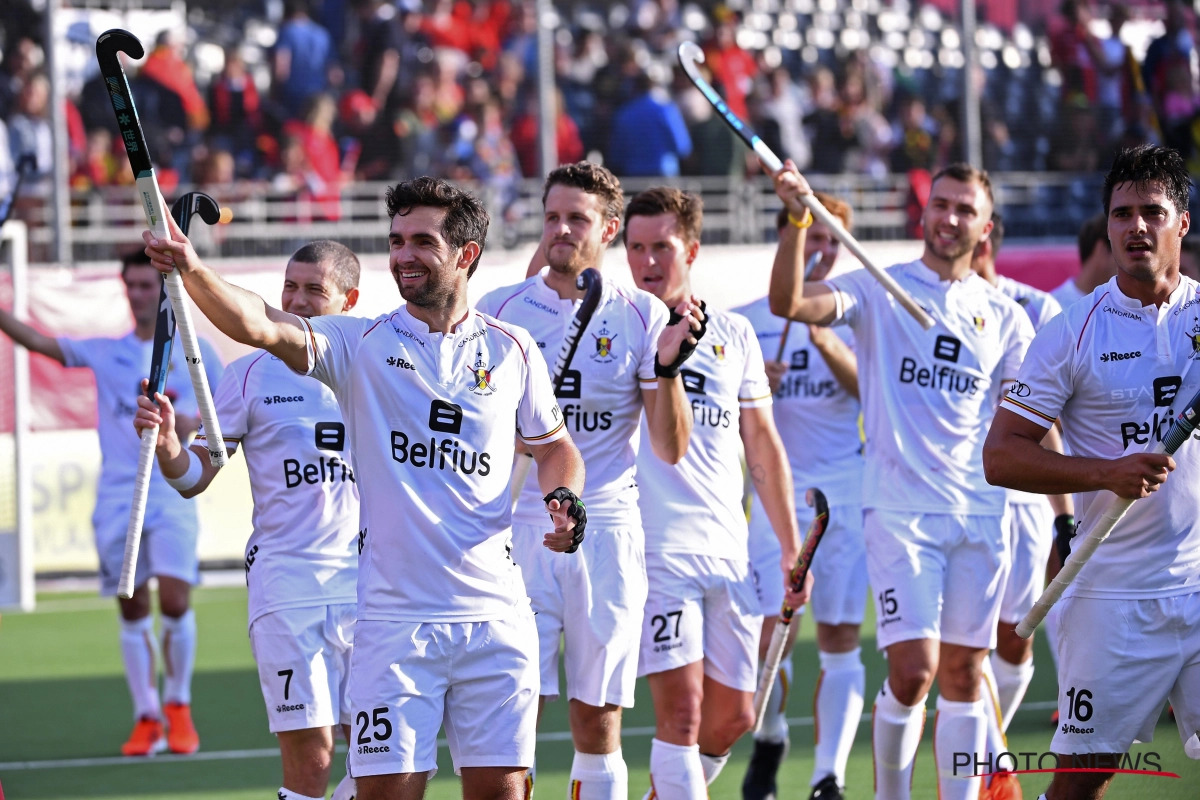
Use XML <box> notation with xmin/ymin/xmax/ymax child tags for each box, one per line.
<box><xmin>121</xmin><ymin>717</ymin><xmax>167</xmax><ymax>756</ymax></box>
<box><xmin>982</xmin><ymin>771</ymin><xmax>1024</xmax><ymax>800</ymax></box>
<box><xmin>164</xmin><ymin>702</ymin><xmax>200</xmax><ymax>754</ymax></box>
<box><xmin>1050</xmin><ymin>709</ymin><xmax>1059</xmax><ymax>726</ymax></box>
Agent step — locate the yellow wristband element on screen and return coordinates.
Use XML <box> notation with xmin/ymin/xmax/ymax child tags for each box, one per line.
<box><xmin>788</xmin><ymin>209</ymin><xmax>813</xmax><ymax>229</ymax></box>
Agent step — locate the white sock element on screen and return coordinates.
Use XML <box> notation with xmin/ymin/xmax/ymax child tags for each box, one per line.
<box><xmin>934</xmin><ymin>696</ymin><xmax>987</xmax><ymax>800</ymax></box>
<box><xmin>756</xmin><ymin>655</ymin><xmax>793</xmax><ymax>744</ymax></box>
<box><xmin>646</xmin><ymin>739</ymin><xmax>705</xmax><ymax>799</ymax></box>
<box><xmin>277</xmin><ymin>790</ymin><xmax>323</xmax><ymax>800</ymax></box>
<box><xmin>812</xmin><ymin>647</ymin><xmax>865</xmax><ymax>788</ymax></box>
<box><xmin>980</xmin><ymin>659</ymin><xmax>1007</xmax><ymax>788</ymax></box>
<box><xmin>330</xmin><ymin>772</ymin><xmax>357</xmax><ymax>800</ymax></box>
<box><xmin>698</xmin><ymin>751</ymin><xmax>729</xmax><ymax>785</ymax></box>
<box><xmin>120</xmin><ymin>616</ymin><xmax>161</xmax><ymax>720</ymax></box>
<box><xmin>161</xmin><ymin>609</ymin><xmax>196</xmax><ymax>705</ymax></box>
<box><xmin>569</xmin><ymin>749</ymin><xmax>627</xmax><ymax>800</ymax></box>
<box><xmin>871</xmin><ymin>683</ymin><xmax>926</xmax><ymax>800</ymax></box>
<box><xmin>524</xmin><ymin>758</ymin><xmax>535</xmax><ymax>799</ymax></box>
<box><xmin>991</xmin><ymin>652</ymin><xmax>1035</xmax><ymax>731</ymax></box>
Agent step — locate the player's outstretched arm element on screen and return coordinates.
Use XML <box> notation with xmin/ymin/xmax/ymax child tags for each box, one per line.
<box><xmin>142</xmin><ymin>215</ymin><xmax>309</xmax><ymax>373</ymax></box>
<box><xmin>643</xmin><ymin>298</ymin><xmax>706</xmax><ymax>464</ymax></box>
<box><xmin>530</xmin><ymin>436</ymin><xmax>586</xmax><ymax>553</ymax></box>
<box><xmin>525</xmin><ymin>238</ymin><xmax>547</xmax><ymax>279</ymax></box>
<box><xmin>984</xmin><ymin>407</ymin><xmax>1175</xmax><ymax>498</ymax></box>
<box><xmin>0</xmin><ymin>305</ymin><xmax>65</xmax><ymax>364</ymax></box>
<box><xmin>741</xmin><ymin>406</ymin><xmax>809</xmax><ymax>609</ymax></box>
<box><xmin>132</xmin><ymin>387</ymin><xmax>221</xmax><ymax>498</ymax></box>
<box><xmin>767</xmin><ymin>161</ymin><xmax>838</xmax><ymax>326</ymax></box>
<box><xmin>808</xmin><ymin>325</ymin><xmax>859</xmax><ymax>399</ymax></box>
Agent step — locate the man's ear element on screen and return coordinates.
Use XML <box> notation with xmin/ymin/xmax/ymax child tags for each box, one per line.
<box><xmin>343</xmin><ymin>287</ymin><xmax>360</xmax><ymax>312</ymax></box>
<box><xmin>601</xmin><ymin>215</ymin><xmax>622</xmax><ymax>246</ymax></box>
<box><xmin>459</xmin><ymin>241</ymin><xmax>482</xmax><ymax>271</ymax></box>
<box><xmin>686</xmin><ymin>238</ymin><xmax>700</xmax><ymax>266</ymax></box>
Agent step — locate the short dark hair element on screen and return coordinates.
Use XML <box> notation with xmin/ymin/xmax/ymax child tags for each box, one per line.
<box><xmin>931</xmin><ymin>162</ymin><xmax>994</xmax><ymax>207</ymax></box>
<box><xmin>543</xmin><ymin>161</ymin><xmax>624</xmax><ymax>222</ymax></box>
<box><xmin>290</xmin><ymin>240</ymin><xmax>361</xmax><ymax>293</ymax></box>
<box><xmin>774</xmin><ymin>191</ymin><xmax>854</xmax><ymax>233</ymax></box>
<box><xmin>988</xmin><ymin>210</ymin><xmax>1005</xmax><ymax>255</ymax></box>
<box><xmin>624</xmin><ymin>187</ymin><xmax>703</xmax><ymax>244</ymax></box>
<box><xmin>1102</xmin><ymin>144</ymin><xmax>1193</xmax><ymax>217</ymax></box>
<box><xmin>1078</xmin><ymin>212</ymin><xmax>1110</xmax><ymax>263</ymax></box>
<box><xmin>120</xmin><ymin>248</ymin><xmax>159</xmax><ymax>279</ymax></box>
<box><xmin>385</xmin><ymin>177</ymin><xmax>489</xmax><ymax>276</ymax></box>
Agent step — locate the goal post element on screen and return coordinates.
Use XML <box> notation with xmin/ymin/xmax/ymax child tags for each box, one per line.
<box><xmin>0</xmin><ymin>219</ymin><xmax>34</xmax><ymax>611</ymax></box>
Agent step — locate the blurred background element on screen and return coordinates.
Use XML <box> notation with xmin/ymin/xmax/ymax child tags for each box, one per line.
<box><xmin>0</xmin><ymin>0</ymin><xmax>1195</xmax><ymax>263</ymax></box>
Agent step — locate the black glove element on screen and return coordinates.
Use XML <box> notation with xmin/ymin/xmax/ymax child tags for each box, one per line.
<box><xmin>544</xmin><ymin>487</ymin><xmax>587</xmax><ymax>553</ymax></box>
<box><xmin>1054</xmin><ymin>514</ymin><xmax>1076</xmax><ymax>562</ymax></box>
<box><xmin>655</xmin><ymin>301</ymin><xmax>709</xmax><ymax>378</ymax></box>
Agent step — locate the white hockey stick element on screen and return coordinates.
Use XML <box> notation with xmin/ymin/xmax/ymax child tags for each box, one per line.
<box><xmin>1016</xmin><ymin>386</ymin><xmax>1200</xmax><ymax>638</ymax></box>
<box><xmin>678</xmin><ymin>42</ymin><xmax>934</xmax><ymax>331</ymax></box>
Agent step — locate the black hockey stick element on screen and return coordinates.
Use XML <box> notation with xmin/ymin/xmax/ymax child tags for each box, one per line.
<box><xmin>97</xmin><ymin>28</ymin><xmax>227</xmax><ymax>474</ymax></box>
<box><xmin>677</xmin><ymin>42</ymin><xmax>934</xmax><ymax>330</ymax></box>
<box><xmin>752</xmin><ymin>488</ymin><xmax>829</xmax><ymax>731</ymax></box>
<box><xmin>511</xmin><ymin>267</ymin><xmax>603</xmax><ymax>507</ymax></box>
<box><xmin>119</xmin><ymin>191</ymin><xmax>231</xmax><ymax>598</ymax></box>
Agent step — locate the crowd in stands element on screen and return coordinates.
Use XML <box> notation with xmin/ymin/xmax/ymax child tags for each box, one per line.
<box><xmin>0</xmin><ymin>0</ymin><xmax>1195</xmax><ymax>223</ymax></box>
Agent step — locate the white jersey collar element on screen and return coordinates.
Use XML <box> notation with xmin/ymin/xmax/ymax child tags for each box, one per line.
<box><xmin>909</xmin><ymin>259</ymin><xmax>989</xmax><ymax>293</ymax></box>
<box><xmin>1105</xmin><ymin>274</ymin><xmax>1191</xmax><ymax>312</ymax></box>
<box><xmin>394</xmin><ymin>303</ymin><xmax>478</xmax><ymax>341</ymax></box>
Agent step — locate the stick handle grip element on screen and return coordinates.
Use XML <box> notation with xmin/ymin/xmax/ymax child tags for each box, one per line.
<box><xmin>511</xmin><ymin>453</ymin><xmax>534</xmax><ymax>511</ymax></box>
<box><xmin>135</xmin><ymin>174</ymin><xmax>227</xmax><ymax>466</ymax></box>
<box><xmin>1015</xmin><ymin>440</ymin><xmax>1167</xmax><ymax>638</ymax></box>
<box><xmin>751</xmin><ymin>619</ymin><xmax>790</xmax><ymax>733</ymax></box>
<box><xmin>797</xmin><ymin>194</ymin><xmax>936</xmax><ymax>330</ymax></box>
<box><xmin>119</xmin><ymin>426</ymin><xmax>157</xmax><ymax>598</ymax></box>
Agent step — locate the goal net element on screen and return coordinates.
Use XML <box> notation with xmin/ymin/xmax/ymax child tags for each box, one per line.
<box><xmin>0</xmin><ymin>220</ymin><xmax>33</xmax><ymax>610</ymax></box>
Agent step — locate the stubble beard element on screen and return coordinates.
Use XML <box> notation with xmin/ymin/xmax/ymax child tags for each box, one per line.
<box><xmin>396</xmin><ymin>269</ymin><xmax>457</xmax><ymax>311</ymax></box>
<box><xmin>924</xmin><ymin>227</ymin><xmax>976</xmax><ymax>262</ymax></box>
<box><xmin>546</xmin><ymin>237</ymin><xmax>601</xmax><ymax>278</ymax></box>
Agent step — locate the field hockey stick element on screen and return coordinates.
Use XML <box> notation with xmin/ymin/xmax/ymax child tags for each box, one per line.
<box><xmin>1016</xmin><ymin>385</ymin><xmax>1200</xmax><ymax>638</ymax></box>
<box><xmin>511</xmin><ymin>267</ymin><xmax>604</xmax><ymax>508</ymax></box>
<box><xmin>677</xmin><ymin>42</ymin><xmax>934</xmax><ymax>331</ymax></box>
<box><xmin>97</xmin><ymin>29</ymin><xmax>228</xmax><ymax>469</ymax></box>
<box><xmin>773</xmin><ymin>253</ymin><xmax>823</xmax><ymax>362</ymax></box>
<box><xmin>752</xmin><ymin>488</ymin><xmax>829</xmax><ymax>732</ymax></box>
<box><xmin>118</xmin><ymin>192</ymin><xmax>231</xmax><ymax>599</ymax></box>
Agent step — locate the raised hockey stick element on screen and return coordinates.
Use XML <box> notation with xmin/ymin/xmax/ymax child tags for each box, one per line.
<box><xmin>752</xmin><ymin>488</ymin><xmax>830</xmax><ymax>732</ymax></box>
<box><xmin>118</xmin><ymin>192</ymin><xmax>231</xmax><ymax>599</ymax></box>
<box><xmin>1016</xmin><ymin>385</ymin><xmax>1200</xmax><ymax>638</ymax></box>
<box><xmin>97</xmin><ymin>28</ymin><xmax>228</xmax><ymax>470</ymax></box>
<box><xmin>678</xmin><ymin>42</ymin><xmax>934</xmax><ymax>331</ymax></box>
<box><xmin>773</xmin><ymin>252</ymin><xmax>823</xmax><ymax>362</ymax></box>
<box><xmin>511</xmin><ymin>267</ymin><xmax>604</xmax><ymax>508</ymax></box>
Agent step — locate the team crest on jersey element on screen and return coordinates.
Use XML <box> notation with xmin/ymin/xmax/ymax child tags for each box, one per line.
<box><xmin>712</xmin><ymin>344</ymin><xmax>726</xmax><ymax>361</ymax></box>
<box><xmin>1189</xmin><ymin>318</ymin><xmax>1200</xmax><ymax>359</ymax></box>
<box><xmin>468</xmin><ymin>351</ymin><xmax>497</xmax><ymax>395</ymax></box>
<box><xmin>591</xmin><ymin>322</ymin><xmax>618</xmax><ymax>363</ymax></box>
<box><xmin>972</xmin><ymin>315</ymin><xmax>986</xmax><ymax>333</ymax></box>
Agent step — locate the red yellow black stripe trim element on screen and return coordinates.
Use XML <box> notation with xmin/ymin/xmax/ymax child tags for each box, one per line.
<box><xmin>1002</xmin><ymin>397</ymin><xmax>1055</xmax><ymax>424</ymax></box>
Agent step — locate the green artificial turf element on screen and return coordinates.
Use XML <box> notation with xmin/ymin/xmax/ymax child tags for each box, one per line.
<box><xmin>0</xmin><ymin>585</ymin><xmax>1195</xmax><ymax>798</ymax></box>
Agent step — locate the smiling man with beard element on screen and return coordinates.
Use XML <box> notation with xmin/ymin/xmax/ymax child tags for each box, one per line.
<box><xmin>768</xmin><ymin>161</ymin><xmax>1035</xmax><ymax>800</ymax></box>
<box><xmin>142</xmin><ymin>177</ymin><xmax>586</xmax><ymax>800</ymax></box>
<box><xmin>479</xmin><ymin>162</ymin><xmax>704</xmax><ymax>800</ymax></box>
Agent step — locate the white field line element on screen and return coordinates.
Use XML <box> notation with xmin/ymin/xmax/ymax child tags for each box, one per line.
<box><xmin>0</xmin><ymin>703</ymin><xmax>1058</xmax><ymax>772</ymax></box>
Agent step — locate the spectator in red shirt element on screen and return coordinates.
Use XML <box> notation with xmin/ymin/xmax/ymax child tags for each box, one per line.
<box><xmin>282</xmin><ymin>94</ymin><xmax>342</xmax><ymax>219</ymax></box>
<box><xmin>510</xmin><ymin>90</ymin><xmax>583</xmax><ymax>177</ymax></box>
<box><xmin>704</xmin><ymin>16</ymin><xmax>757</xmax><ymax>121</ymax></box>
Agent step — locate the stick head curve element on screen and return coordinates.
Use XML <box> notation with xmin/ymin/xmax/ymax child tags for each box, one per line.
<box><xmin>96</xmin><ymin>29</ymin><xmax>144</xmax><ymax>67</ymax></box>
<box><xmin>677</xmin><ymin>41</ymin><xmax>706</xmax><ymax>80</ymax></box>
